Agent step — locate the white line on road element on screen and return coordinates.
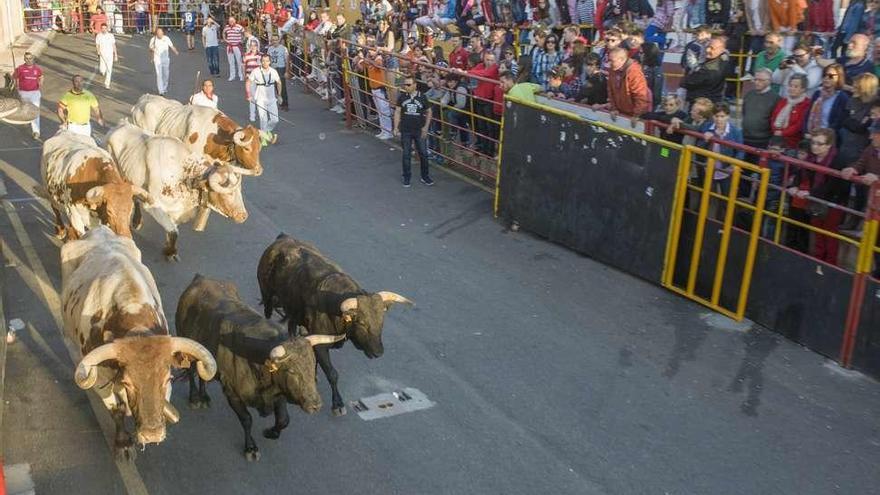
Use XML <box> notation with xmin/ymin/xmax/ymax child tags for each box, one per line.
<box><xmin>2</xmin><ymin>200</ymin><xmax>151</xmax><ymax>495</ymax></box>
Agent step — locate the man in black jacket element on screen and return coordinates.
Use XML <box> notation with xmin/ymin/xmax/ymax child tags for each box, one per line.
<box><xmin>680</xmin><ymin>36</ymin><xmax>728</xmax><ymax>104</ymax></box>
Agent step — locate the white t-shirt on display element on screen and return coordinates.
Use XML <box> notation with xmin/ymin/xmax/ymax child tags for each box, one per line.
<box><xmin>149</xmin><ymin>36</ymin><xmax>175</xmax><ymax>62</ymax></box>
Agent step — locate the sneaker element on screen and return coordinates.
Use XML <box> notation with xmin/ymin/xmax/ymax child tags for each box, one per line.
<box><xmin>377</xmin><ymin>132</ymin><xmax>393</xmax><ymax>140</ymax></box>
<box><xmin>228</xmin><ymin>76</ymin><xmax>235</xmax><ymax>81</ymax></box>
<box><xmin>402</xmin><ymin>177</ymin><xmax>411</xmax><ymax>187</ymax></box>
<box><xmin>330</xmin><ymin>104</ymin><xmax>344</xmax><ymax>113</ymax></box>
<box><xmin>420</xmin><ymin>176</ymin><xmax>435</xmax><ymax>186</ymax></box>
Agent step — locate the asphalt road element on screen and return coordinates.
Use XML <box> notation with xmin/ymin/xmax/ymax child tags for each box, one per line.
<box><xmin>1</xmin><ymin>32</ymin><xmax>879</xmax><ymax>495</ymax></box>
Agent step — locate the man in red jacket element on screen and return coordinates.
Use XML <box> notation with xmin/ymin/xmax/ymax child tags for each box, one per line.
<box><xmin>464</xmin><ymin>52</ymin><xmax>500</xmax><ymax>155</ymax></box>
<box><xmin>596</xmin><ymin>47</ymin><xmax>651</xmax><ymax>118</ymax></box>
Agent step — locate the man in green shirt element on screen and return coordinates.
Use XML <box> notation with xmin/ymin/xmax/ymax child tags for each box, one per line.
<box><xmin>57</xmin><ymin>74</ymin><xmax>104</xmax><ymax>137</ymax></box>
<box><xmin>500</xmin><ymin>72</ymin><xmax>543</xmax><ymax>103</ymax></box>
<box><xmin>750</xmin><ymin>32</ymin><xmax>787</xmax><ymax>93</ymax></box>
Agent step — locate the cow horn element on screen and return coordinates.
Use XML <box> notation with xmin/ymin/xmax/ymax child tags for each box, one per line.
<box><xmin>75</xmin><ymin>342</ymin><xmax>120</xmax><ymax>389</ymax></box>
<box><xmin>269</xmin><ymin>345</ymin><xmax>286</xmax><ymax>360</ymax></box>
<box><xmin>225</xmin><ymin>164</ymin><xmax>260</xmax><ymax>176</ymax></box>
<box><xmin>131</xmin><ymin>185</ymin><xmax>154</xmax><ymax>205</ymax></box>
<box><xmin>305</xmin><ymin>334</ymin><xmax>346</xmax><ymax>347</ymax></box>
<box><xmin>207</xmin><ymin>169</ymin><xmax>235</xmax><ymax>194</ymax></box>
<box><xmin>85</xmin><ymin>185</ymin><xmax>106</xmax><ymax>209</ymax></box>
<box><xmin>233</xmin><ymin>129</ymin><xmax>253</xmax><ymax>147</ymax></box>
<box><xmin>164</xmin><ymin>401</ymin><xmax>180</xmax><ymax>424</ymax></box>
<box><xmin>340</xmin><ymin>297</ymin><xmax>358</xmax><ymax>313</ymax></box>
<box><xmin>377</xmin><ymin>291</ymin><xmax>414</xmax><ymax>306</ymax></box>
<box><xmin>170</xmin><ymin>337</ymin><xmax>217</xmax><ymax>381</ymax></box>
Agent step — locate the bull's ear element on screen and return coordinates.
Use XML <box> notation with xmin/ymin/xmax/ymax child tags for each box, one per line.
<box><xmin>172</xmin><ymin>351</ymin><xmax>193</xmax><ymax>369</ymax></box>
<box><xmin>85</xmin><ymin>186</ymin><xmax>106</xmax><ymax>209</ymax></box>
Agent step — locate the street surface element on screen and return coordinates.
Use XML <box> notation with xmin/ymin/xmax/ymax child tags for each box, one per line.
<box><xmin>1</xmin><ymin>32</ymin><xmax>879</xmax><ymax>495</ymax></box>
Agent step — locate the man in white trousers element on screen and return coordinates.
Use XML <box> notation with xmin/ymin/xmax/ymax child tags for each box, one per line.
<box><xmin>247</xmin><ymin>54</ymin><xmax>282</xmax><ymax>146</ymax></box>
<box><xmin>95</xmin><ymin>23</ymin><xmax>117</xmax><ymax>89</ymax></box>
<box><xmin>222</xmin><ymin>17</ymin><xmax>245</xmax><ymax>81</ymax></box>
<box><xmin>12</xmin><ymin>51</ymin><xmax>43</xmax><ymax>140</ymax></box>
<box><xmin>149</xmin><ymin>27</ymin><xmax>178</xmax><ymax>95</ymax></box>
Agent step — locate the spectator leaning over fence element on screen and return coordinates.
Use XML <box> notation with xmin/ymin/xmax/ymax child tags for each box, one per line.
<box><xmin>773</xmin><ymin>44</ymin><xmax>822</xmax><ymax>98</ymax></box>
<box><xmin>699</xmin><ymin>102</ymin><xmax>745</xmax><ymax>194</ymax></box>
<box><xmin>577</xmin><ymin>52</ymin><xmax>608</xmax><ymax>106</ymax></box>
<box><xmin>642</xmin><ymin>94</ymin><xmax>687</xmax><ymax>144</ymax></box>
<box><xmin>805</xmin><ymin>64</ymin><xmax>849</xmax><ymax>139</ymax></box>
<box><xmin>771</xmin><ymin>73</ymin><xmax>811</xmax><ymax>149</ymax></box>
<box><xmin>248</xmin><ymin>54</ymin><xmax>283</xmax><ymax>145</ymax></box>
<box><xmin>531</xmin><ymin>34</ymin><xmax>563</xmax><ymax>89</ymax></box>
<box><xmin>394</xmin><ymin>75</ymin><xmax>434</xmax><ymax>187</ymax></box>
<box><xmin>58</xmin><ymin>75</ymin><xmax>104</xmax><ymax>137</ymax></box>
<box><xmin>190</xmin><ymin>78</ymin><xmax>219</xmax><ymax>109</ymax></box>
<box><xmin>203</xmin><ymin>16</ymin><xmax>221</xmax><ymax>76</ymax></box>
<box><xmin>599</xmin><ymin>46</ymin><xmax>650</xmax><ymax>118</ymax></box>
<box><xmin>668</xmin><ymin>97</ymin><xmax>715</xmax><ymax>135</ymax></box>
<box><xmin>13</xmin><ymin>51</ymin><xmax>43</xmax><ymax>140</ymax></box>
<box><xmin>95</xmin><ymin>23</ymin><xmax>117</xmax><ymax>90</ymax></box>
<box><xmin>842</xmin><ymin>123</ymin><xmax>880</xmax><ymax>275</ymax></box>
<box><xmin>741</xmin><ymin>68</ymin><xmax>780</xmax><ymax>149</ymax></box>
<box><xmin>680</xmin><ymin>37</ymin><xmax>728</xmax><ymax>105</ymax></box>
<box><xmin>149</xmin><ymin>28</ymin><xmax>178</xmax><ymax>96</ymax></box>
<box><xmin>268</xmin><ymin>36</ymin><xmax>290</xmax><ymax>111</ymax></box>
<box><xmin>465</xmin><ymin>51</ymin><xmax>500</xmax><ymax>155</ymax></box>
<box><xmin>223</xmin><ymin>17</ymin><xmax>246</xmax><ymax>81</ymax></box>
<box><xmin>501</xmin><ymin>71</ymin><xmax>543</xmax><ymax>103</ymax></box>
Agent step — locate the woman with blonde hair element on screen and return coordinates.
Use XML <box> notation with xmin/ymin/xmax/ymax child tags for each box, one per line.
<box><xmin>837</xmin><ymin>72</ymin><xmax>878</xmax><ymax>164</ymax></box>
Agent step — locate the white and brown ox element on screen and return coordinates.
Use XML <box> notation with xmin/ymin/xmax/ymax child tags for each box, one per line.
<box><xmin>130</xmin><ymin>94</ymin><xmax>263</xmax><ymax>175</ymax></box>
<box><xmin>106</xmin><ymin>121</ymin><xmax>250</xmax><ymax>261</ymax></box>
<box><xmin>40</xmin><ymin>130</ymin><xmax>152</xmax><ymax>240</ymax></box>
<box><xmin>61</xmin><ymin>226</ymin><xmax>217</xmax><ymax>461</ymax></box>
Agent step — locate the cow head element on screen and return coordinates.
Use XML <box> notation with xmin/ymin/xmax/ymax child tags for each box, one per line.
<box><xmin>339</xmin><ymin>292</ymin><xmax>413</xmax><ymax>359</ymax></box>
<box><xmin>266</xmin><ymin>334</ymin><xmax>345</xmax><ymax>413</ymax></box>
<box><xmin>201</xmin><ymin>164</ymin><xmax>249</xmax><ymax>223</ymax></box>
<box><xmin>231</xmin><ymin>126</ymin><xmax>263</xmax><ymax>175</ymax></box>
<box><xmin>86</xmin><ymin>181</ymin><xmax>153</xmax><ymax>238</ymax></box>
<box><xmin>74</xmin><ymin>335</ymin><xmax>216</xmax><ymax>445</ymax></box>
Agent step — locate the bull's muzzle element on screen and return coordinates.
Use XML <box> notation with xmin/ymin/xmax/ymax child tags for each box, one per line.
<box><xmin>136</xmin><ymin>427</ymin><xmax>167</xmax><ymax>445</ymax></box>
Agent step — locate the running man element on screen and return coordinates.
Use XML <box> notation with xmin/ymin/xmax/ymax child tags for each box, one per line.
<box><xmin>149</xmin><ymin>27</ymin><xmax>178</xmax><ymax>95</ymax></box>
<box><xmin>222</xmin><ymin>16</ymin><xmax>245</xmax><ymax>81</ymax></box>
<box><xmin>189</xmin><ymin>79</ymin><xmax>219</xmax><ymax>109</ymax></box>
<box><xmin>57</xmin><ymin>75</ymin><xmax>104</xmax><ymax>137</ymax></box>
<box><xmin>247</xmin><ymin>54</ymin><xmax>282</xmax><ymax>145</ymax></box>
<box><xmin>94</xmin><ymin>23</ymin><xmax>117</xmax><ymax>89</ymax></box>
<box><xmin>12</xmin><ymin>51</ymin><xmax>43</xmax><ymax>140</ymax></box>
<box><xmin>181</xmin><ymin>3</ymin><xmax>198</xmax><ymax>50</ymax></box>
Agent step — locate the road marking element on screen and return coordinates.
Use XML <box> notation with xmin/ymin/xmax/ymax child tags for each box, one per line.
<box><xmin>2</xmin><ymin>201</ymin><xmax>150</xmax><ymax>495</ymax></box>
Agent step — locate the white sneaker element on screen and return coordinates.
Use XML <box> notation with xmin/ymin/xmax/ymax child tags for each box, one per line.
<box><xmin>239</xmin><ymin>77</ymin><xmax>245</xmax><ymax>81</ymax></box>
<box><xmin>228</xmin><ymin>76</ymin><xmax>235</xmax><ymax>81</ymax></box>
<box><xmin>377</xmin><ymin>132</ymin><xmax>392</xmax><ymax>140</ymax></box>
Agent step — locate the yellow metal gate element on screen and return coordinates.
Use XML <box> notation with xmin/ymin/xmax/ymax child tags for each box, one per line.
<box><xmin>662</xmin><ymin>146</ymin><xmax>770</xmax><ymax>320</ymax></box>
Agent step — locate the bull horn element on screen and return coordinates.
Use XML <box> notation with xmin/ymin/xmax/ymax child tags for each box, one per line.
<box><xmin>232</xmin><ymin>129</ymin><xmax>253</xmax><ymax>147</ymax></box>
<box><xmin>164</xmin><ymin>401</ymin><xmax>180</xmax><ymax>424</ymax></box>
<box><xmin>377</xmin><ymin>291</ymin><xmax>414</xmax><ymax>306</ymax></box>
<box><xmin>225</xmin><ymin>164</ymin><xmax>260</xmax><ymax>176</ymax></box>
<box><xmin>305</xmin><ymin>334</ymin><xmax>346</xmax><ymax>347</ymax></box>
<box><xmin>85</xmin><ymin>185</ymin><xmax>106</xmax><ymax>209</ymax></box>
<box><xmin>75</xmin><ymin>342</ymin><xmax>120</xmax><ymax>389</ymax></box>
<box><xmin>207</xmin><ymin>169</ymin><xmax>235</xmax><ymax>194</ymax></box>
<box><xmin>340</xmin><ymin>297</ymin><xmax>358</xmax><ymax>313</ymax></box>
<box><xmin>131</xmin><ymin>185</ymin><xmax>154</xmax><ymax>205</ymax></box>
<box><xmin>269</xmin><ymin>345</ymin><xmax>286</xmax><ymax>360</ymax></box>
<box><xmin>170</xmin><ymin>337</ymin><xmax>217</xmax><ymax>381</ymax></box>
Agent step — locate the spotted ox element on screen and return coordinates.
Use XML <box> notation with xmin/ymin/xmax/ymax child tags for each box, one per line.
<box><xmin>176</xmin><ymin>274</ymin><xmax>344</xmax><ymax>461</ymax></box>
<box><xmin>61</xmin><ymin>226</ymin><xmax>217</xmax><ymax>461</ymax></box>
<box><xmin>39</xmin><ymin>130</ymin><xmax>152</xmax><ymax>240</ymax></box>
<box><xmin>130</xmin><ymin>94</ymin><xmax>262</xmax><ymax>175</ymax></box>
<box><xmin>106</xmin><ymin>121</ymin><xmax>250</xmax><ymax>261</ymax></box>
<box><xmin>257</xmin><ymin>233</ymin><xmax>413</xmax><ymax>416</ymax></box>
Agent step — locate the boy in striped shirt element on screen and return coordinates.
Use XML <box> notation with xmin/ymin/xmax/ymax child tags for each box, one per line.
<box><xmin>243</xmin><ymin>40</ymin><xmax>262</xmax><ymax>122</ymax></box>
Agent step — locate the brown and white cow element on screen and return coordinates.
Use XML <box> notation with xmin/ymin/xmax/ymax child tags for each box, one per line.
<box><xmin>40</xmin><ymin>130</ymin><xmax>152</xmax><ymax>240</ymax></box>
<box><xmin>61</xmin><ymin>226</ymin><xmax>217</xmax><ymax>461</ymax></box>
<box><xmin>106</xmin><ymin>121</ymin><xmax>250</xmax><ymax>261</ymax></box>
<box><xmin>130</xmin><ymin>94</ymin><xmax>263</xmax><ymax>175</ymax></box>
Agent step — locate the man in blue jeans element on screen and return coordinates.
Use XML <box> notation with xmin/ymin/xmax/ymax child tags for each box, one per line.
<box><xmin>393</xmin><ymin>76</ymin><xmax>434</xmax><ymax>187</ymax></box>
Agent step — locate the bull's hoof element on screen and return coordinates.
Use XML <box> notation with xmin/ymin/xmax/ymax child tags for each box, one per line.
<box><xmin>262</xmin><ymin>428</ymin><xmax>281</xmax><ymax>440</ymax></box>
<box><xmin>244</xmin><ymin>448</ymin><xmax>261</xmax><ymax>462</ymax></box>
<box><xmin>132</xmin><ymin>218</ymin><xmax>143</xmax><ymax>231</ymax></box>
<box><xmin>54</xmin><ymin>227</ymin><xmax>67</xmax><ymax>240</ymax></box>
<box><xmin>115</xmin><ymin>444</ymin><xmax>137</xmax><ymax>462</ymax></box>
<box><xmin>188</xmin><ymin>397</ymin><xmax>210</xmax><ymax>409</ymax></box>
<box><xmin>165</xmin><ymin>253</ymin><xmax>180</xmax><ymax>262</ymax></box>
<box><xmin>331</xmin><ymin>406</ymin><xmax>347</xmax><ymax>417</ymax></box>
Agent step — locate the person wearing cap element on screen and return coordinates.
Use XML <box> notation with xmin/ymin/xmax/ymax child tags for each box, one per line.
<box><xmin>202</xmin><ymin>16</ymin><xmax>221</xmax><ymax>76</ymax></box>
<box><xmin>12</xmin><ymin>51</ymin><xmax>43</xmax><ymax>140</ymax></box>
<box><xmin>57</xmin><ymin>74</ymin><xmax>104</xmax><ymax>137</ymax></box>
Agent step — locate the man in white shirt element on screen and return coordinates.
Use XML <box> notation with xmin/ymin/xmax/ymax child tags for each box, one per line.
<box><xmin>247</xmin><ymin>54</ymin><xmax>282</xmax><ymax>145</ymax></box>
<box><xmin>95</xmin><ymin>23</ymin><xmax>117</xmax><ymax>89</ymax></box>
<box><xmin>149</xmin><ymin>27</ymin><xmax>179</xmax><ymax>95</ymax></box>
<box><xmin>202</xmin><ymin>16</ymin><xmax>221</xmax><ymax>75</ymax></box>
<box><xmin>189</xmin><ymin>79</ymin><xmax>219</xmax><ymax>109</ymax></box>
<box><xmin>266</xmin><ymin>36</ymin><xmax>289</xmax><ymax>110</ymax></box>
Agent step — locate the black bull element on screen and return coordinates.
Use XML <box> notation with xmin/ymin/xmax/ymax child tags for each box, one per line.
<box><xmin>257</xmin><ymin>233</ymin><xmax>413</xmax><ymax>416</ymax></box>
<box><xmin>176</xmin><ymin>274</ymin><xmax>342</xmax><ymax>461</ymax></box>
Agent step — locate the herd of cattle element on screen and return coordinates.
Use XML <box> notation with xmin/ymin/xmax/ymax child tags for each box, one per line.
<box><xmin>41</xmin><ymin>94</ymin><xmax>413</xmax><ymax>461</ymax></box>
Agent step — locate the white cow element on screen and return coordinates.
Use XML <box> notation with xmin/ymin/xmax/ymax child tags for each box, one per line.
<box><xmin>106</xmin><ymin>121</ymin><xmax>249</xmax><ymax>261</ymax></box>
<box><xmin>130</xmin><ymin>94</ymin><xmax>263</xmax><ymax>175</ymax></box>
<box><xmin>61</xmin><ymin>226</ymin><xmax>216</xmax><ymax>460</ymax></box>
<box><xmin>40</xmin><ymin>130</ymin><xmax>151</xmax><ymax>240</ymax></box>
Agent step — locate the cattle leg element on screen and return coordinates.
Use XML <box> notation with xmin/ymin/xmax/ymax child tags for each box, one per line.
<box><xmin>143</xmin><ymin>205</ymin><xmax>180</xmax><ymax>261</ymax></box>
<box><xmin>131</xmin><ymin>201</ymin><xmax>143</xmax><ymax>231</ymax></box>
<box><xmin>225</xmin><ymin>395</ymin><xmax>260</xmax><ymax>461</ymax></box>
<box><xmin>187</xmin><ymin>368</ymin><xmax>211</xmax><ymax>409</ymax></box>
<box><xmin>263</xmin><ymin>396</ymin><xmax>290</xmax><ymax>439</ymax></box>
<box><xmin>50</xmin><ymin>204</ymin><xmax>67</xmax><ymax>239</ymax></box>
<box><xmin>164</xmin><ymin>231</ymin><xmax>179</xmax><ymax>262</ymax></box>
<box><xmin>111</xmin><ymin>406</ymin><xmax>137</xmax><ymax>462</ymax></box>
<box><xmin>314</xmin><ymin>345</ymin><xmax>346</xmax><ymax>416</ymax></box>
